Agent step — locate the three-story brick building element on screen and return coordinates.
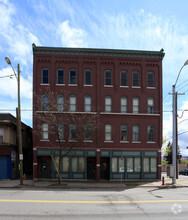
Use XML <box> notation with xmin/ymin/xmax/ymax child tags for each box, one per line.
<box><xmin>33</xmin><ymin>44</ymin><xmax>165</xmax><ymax>180</ymax></box>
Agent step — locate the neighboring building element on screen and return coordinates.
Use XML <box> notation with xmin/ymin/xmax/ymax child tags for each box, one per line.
<box><xmin>0</xmin><ymin>113</ymin><xmax>33</xmax><ymax>179</ymax></box>
<box><xmin>33</xmin><ymin>44</ymin><xmax>165</xmax><ymax>180</ymax></box>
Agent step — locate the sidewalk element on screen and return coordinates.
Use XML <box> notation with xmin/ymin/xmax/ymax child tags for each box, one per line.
<box><xmin>0</xmin><ymin>177</ymin><xmax>188</xmax><ymax>189</ymax></box>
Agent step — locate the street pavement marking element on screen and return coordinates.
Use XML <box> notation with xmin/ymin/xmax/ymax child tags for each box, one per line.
<box><xmin>0</xmin><ymin>199</ymin><xmax>188</xmax><ymax>204</ymax></box>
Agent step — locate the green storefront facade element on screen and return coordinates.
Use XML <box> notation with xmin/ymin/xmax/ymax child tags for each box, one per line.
<box><xmin>37</xmin><ymin>149</ymin><xmax>159</xmax><ymax>180</ymax></box>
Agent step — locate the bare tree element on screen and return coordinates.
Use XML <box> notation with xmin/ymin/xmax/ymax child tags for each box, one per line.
<box><xmin>33</xmin><ymin>87</ymin><xmax>100</xmax><ymax>184</ymax></box>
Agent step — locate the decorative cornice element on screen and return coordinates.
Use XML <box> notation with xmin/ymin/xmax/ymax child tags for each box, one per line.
<box><xmin>32</xmin><ymin>44</ymin><xmax>165</xmax><ymax>60</ymax></box>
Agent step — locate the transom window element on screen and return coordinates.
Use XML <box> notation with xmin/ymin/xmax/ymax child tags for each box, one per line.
<box><xmin>69</xmin><ymin>69</ymin><xmax>77</xmax><ymax>84</ymax></box>
<box><xmin>57</xmin><ymin>95</ymin><xmax>64</xmax><ymax>111</ymax></box>
<box><xmin>147</xmin><ymin>125</ymin><xmax>155</xmax><ymax>142</ymax></box>
<box><xmin>57</xmin><ymin>69</ymin><xmax>64</xmax><ymax>84</ymax></box>
<box><xmin>121</xmin><ymin>96</ymin><xmax>128</xmax><ymax>113</ymax></box>
<box><xmin>42</xmin><ymin>68</ymin><xmax>49</xmax><ymax>84</ymax></box>
<box><xmin>84</xmin><ymin>70</ymin><xmax>92</xmax><ymax>85</ymax></box>
<box><xmin>41</xmin><ymin>123</ymin><xmax>48</xmax><ymax>140</ymax></box>
<box><xmin>69</xmin><ymin>95</ymin><xmax>76</xmax><ymax>112</ymax></box>
<box><xmin>132</xmin><ymin>71</ymin><xmax>140</xmax><ymax>87</ymax></box>
<box><xmin>120</xmin><ymin>125</ymin><xmax>128</xmax><ymax>141</ymax></box>
<box><xmin>105</xmin><ymin>124</ymin><xmax>112</xmax><ymax>141</ymax></box>
<box><xmin>147</xmin><ymin>72</ymin><xmax>155</xmax><ymax>87</ymax></box>
<box><xmin>133</xmin><ymin>97</ymin><xmax>139</xmax><ymax>113</ymax></box>
<box><xmin>148</xmin><ymin>97</ymin><xmax>154</xmax><ymax>114</ymax></box>
<box><xmin>132</xmin><ymin>125</ymin><xmax>140</xmax><ymax>142</ymax></box>
<box><xmin>84</xmin><ymin>95</ymin><xmax>92</xmax><ymax>112</ymax></box>
<box><xmin>105</xmin><ymin>70</ymin><xmax>112</xmax><ymax>85</ymax></box>
<box><xmin>120</xmin><ymin>70</ymin><xmax>128</xmax><ymax>86</ymax></box>
<box><xmin>105</xmin><ymin>96</ymin><xmax>112</xmax><ymax>112</ymax></box>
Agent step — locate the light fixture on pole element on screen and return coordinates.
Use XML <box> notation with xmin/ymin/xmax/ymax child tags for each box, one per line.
<box><xmin>172</xmin><ymin>60</ymin><xmax>188</xmax><ymax>184</ymax></box>
<box><xmin>5</xmin><ymin>56</ymin><xmax>23</xmax><ymax>185</ymax></box>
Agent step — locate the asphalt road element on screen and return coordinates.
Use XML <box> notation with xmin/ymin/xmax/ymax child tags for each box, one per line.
<box><xmin>0</xmin><ymin>187</ymin><xmax>188</xmax><ymax>219</ymax></box>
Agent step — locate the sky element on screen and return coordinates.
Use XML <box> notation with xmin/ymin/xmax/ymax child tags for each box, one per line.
<box><xmin>0</xmin><ymin>0</ymin><xmax>188</xmax><ymax>155</ymax></box>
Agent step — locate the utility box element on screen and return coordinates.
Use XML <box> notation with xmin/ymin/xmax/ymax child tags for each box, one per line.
<box><xmin>167</xmin><ymin>165</ymin><xmax>174</xmax><ymax>177</ymax></box>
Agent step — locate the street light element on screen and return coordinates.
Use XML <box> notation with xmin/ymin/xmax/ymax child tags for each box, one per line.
<box><xmin>172</xmin><ymin>59</ymin><xmax>188</xmax><ymax>184</ymax></box>
<box><xmin>5</xmin><ymin>57</ymin><xmax>23</xmax><ymax>185</ymax></box>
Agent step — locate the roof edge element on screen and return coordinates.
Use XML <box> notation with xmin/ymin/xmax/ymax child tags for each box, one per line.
<box><xmin>32</xmin><ymin>44</ymin><xmax>165</xmax><ymax>60</ymax></box>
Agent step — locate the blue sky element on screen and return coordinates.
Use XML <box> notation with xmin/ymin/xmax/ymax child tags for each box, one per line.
<box><xmin>0</xmin><ymin>0</ymin><xmax>188</xmax><ymax>155</ymax></box>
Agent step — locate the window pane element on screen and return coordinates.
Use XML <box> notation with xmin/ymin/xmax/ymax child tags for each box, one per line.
<box><xmin>85</xmin><ymin>96</ymin><xmax>92</xmax><ymax>112</ymax></box>
<box><xmin>134</xmin><ymin>158</ymin><xmax>141</xmax><ymax>172</ymax></box>
<box><xmin>119</xmin><ymin>158</ymin><xmax>124</xmax><ymax>172</ymax></box>
<box><xmin>41</xmin><ymin>123</ymin><xmax>48</xmax><ymax>140</ymax></box>
<box><xmin>57</xmin><ymin>95</ymin><xmax>64</xmax><ymax>111</ymax></box>
<box><xmin>112</xmin><ymin>158</ymin><xmax>117</xmax><ymax>172</ymax></box>
<box><xmin>121</xmin><ymin>125</ymin><xmax>128</xmax><ymax>141</ymax></box>
<box><xmin>57</xmin><ymin>69</ymin><xmax>64</xmax><ymax>84</ymax></box>
<box><xmin>148</xmin><ymin>98</ymin><xmax>154</xmax><ymax>114</ymax></box>
<box><xmin>42</xmin><ymin>69</ymin><xmax>48</xmax><ymax>84</ymax></box>
<box><xmin>121</xmin><ymin>71</ymin><xmax>128</xmax><ymax>86</ymax></box>
<box><xmin>79</xmin><ymin>157</ymin><xmax>85</xmax><ymax>172</ymax></box>
<box><xmin>72</xmin><ymin>157</ymin><xmax>77</xmax><ymax>172</ymax></box>
<box><xmin>133</xmin><ymin>125</ymin><xmax>140</xmax><ymax>141</ymax></box>
<box><xmin>121</xmin><ymin>97</ymin><xmax>127</xmax><ymax>113</ymax></box>
<box><xmin>144</xmin><ymin>158</ymin><xmax>149</xmax><ymax>172</ymax></box>
<box><xmin>133</xmin><ymin>97</ymin><xmax>139</xmax><ymax>113</ymax></box>
<box><xmin>84</xmin><ymin>124</ymin><xmax>92</xmax><ymax>141</ymax></box>
<box><xmin>69</xmin><ymin>124</ymin><xmax>76</xmax><ymax>140</ymax></box>
<box><xmin>105</xmin><ymin>97</ymin><xmax>112</xmax><ymax>112</ymax></box>
<box><xmin>127</xmin><ymin>158</ymin><xmax>133</xmax><ymax>172</ymax></box>
<box><xmin>63</xmin><ymin>157</ymin><xmax>69</xmax><ymax>172</ymax></box>
<box><xmin>132</xmin><ymin>71</ymin><xmax>139</xmax><ymax>86</ymax></box>
<box><xmin>0</xmin><ymin>128</ymin><xmax>4</xmax><ymax>142</ymax></box>
<box><xmin>42</xmin><ymin>95</ymin><xmax>49</xmax><ymax>111</ymax></box>
<box><xmin>69</xmin><ymin>96</ymin><xmax>76</xmax><ymax>112</ymax></box>
<box><xmin>105</xmin><ymin>70</ymin><xmax>112</xmax><ymax>85</ymax></box>
<box><xmin>70</xmin><ymin>70</ymin><xmax>77</xmax><ymax>84</ymax></box>
<box><xmin>148</xmin><ymin>125</ymin><xmax>155</xmax><ymax>142</ymax></box>
<box><xmin>58</xmin><ymin>123</ymin><xmax>64</xmax><ymax>140</ymax></box>
<box><xmin>85</xmin><ymin>70</ymin><xmax>92</xmax><ymax>85</ymax></box>
<box><xmin>151</xmin><ymin>158</ymin><xmax>157</xmax><ymax>172</ymax></box>
<box><xmin>105</xmin><ymin>124</ymin><xmax>112</xmax><ymax>141</ymax></box>
<box><xmin>148</xmin><ymin>72</ymin><xmax>154</xmax><ymax>87</ymax></box>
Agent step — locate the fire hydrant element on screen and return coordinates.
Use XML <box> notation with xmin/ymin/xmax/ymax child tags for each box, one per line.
<box><xmin>162</xmin><ymin>176</ymin><xmax>164</xmax><ymax>185</ymax></box>
<box><xmin>23</xmin><ymin>174</ymin><xmax>26</xmax><ymax>180</ymax></box>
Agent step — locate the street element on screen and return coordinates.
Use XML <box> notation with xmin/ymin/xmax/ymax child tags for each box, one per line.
<box><xmin>0</xmin><ymin>186</ymin><xmax>188</xmax><ymax>219</ymax></box>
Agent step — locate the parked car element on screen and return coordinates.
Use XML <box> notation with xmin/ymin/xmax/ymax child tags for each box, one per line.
<box><xmin>179</xmin><ymin>169</ymin><xmax>188</xmax><ymax>175</ymax></box>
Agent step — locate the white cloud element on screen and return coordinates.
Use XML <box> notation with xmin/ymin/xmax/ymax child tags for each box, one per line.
<box><xmin>57</xmin><ymin>20</ymin><xmax>88</xmax><ymax>47</ymax></box>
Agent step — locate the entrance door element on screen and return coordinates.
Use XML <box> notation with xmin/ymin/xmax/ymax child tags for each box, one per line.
<box><xmin>40</xmin><ymin>161</ymin><xmax>49</xmax><ymax>178</ymax></box>
<box><xmin>87</xmin><ymin>157</ymin><xmax>96</xmax><ymax>180</ymax></box>
<box><xmin>100</xmin><ymin>157</ymin><xmax>110</xmax><ymax>180</ymax></box>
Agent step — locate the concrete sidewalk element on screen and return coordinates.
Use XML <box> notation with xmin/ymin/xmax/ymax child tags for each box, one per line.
<box><xmin>0</xmin><ymin>177</ymin><xmax>188</xmax><ymax>189</ymax></box>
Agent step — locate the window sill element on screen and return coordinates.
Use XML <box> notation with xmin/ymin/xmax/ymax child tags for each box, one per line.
<box><xmin>132</xmin><ymin>141</ymin><xmax>141</xmax><ymax>143</ymax></box>
<box><xmin>68</xmin><ymin>140</ymin><xmax>78</xmax><ymax>142</ymax></box>
<box><xmin>132</xmin><ymin>86</ymin><xmax>141</xmax><ymax>89</ymax></box>
<box><xmin>120</xmin><ymin>141</ymin><xmax>129</xmax><ymax>143</ymax></box>
<box><xmin>40</xmin><ymin>139</ymin><xmax>49</xmax><ymax>142</ymax></box>
<box><xmin>56</xmin><ymin>84</ymin><xmax>65</xmax><ymax>86</ymax></box>
<box><xmin>120</xmin><ymin>86</ymin><xmax>129</xmax><ymax>88</ymax></box>
<box><xmin>104</xmin><ymin>85</ymin><xmax>113</xmax><ymax>87</ymax></box>
<box><xmin>147</xmin><ymin>141</ymin><xmax>156</xmax><ymax>144</ymax></box>
<box><xmin>40</xmin><ymin>83</ymin><xmax>50</xmax><ymax>86</ymax></box>
<box><xmin>84</xmin><ymin>84</ymin><xmax>93</xmax><ymax>87</ymax></box>
<box><xmin>56</xmin><ymin>140</ymin><xmax>65</xmax><ymax>142</ymax></box>
<box><xmin>68</xmin><ymin>84</ymin><xmax>77</xmax><ymax>86</ymax></box>
<box><xmin>83</xmin><ymin>140</ymin><xmax>93</xmax><ymax>143</ymax></box>
<box><xmin>104</xmin><ymin>141</ymin><xmax>114</xmax><ymax>143</ymax></box>
<box><xmin>147</xmin><ymin>87</ymin><xmax>156</xmax><ymax>89</ymax></box>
